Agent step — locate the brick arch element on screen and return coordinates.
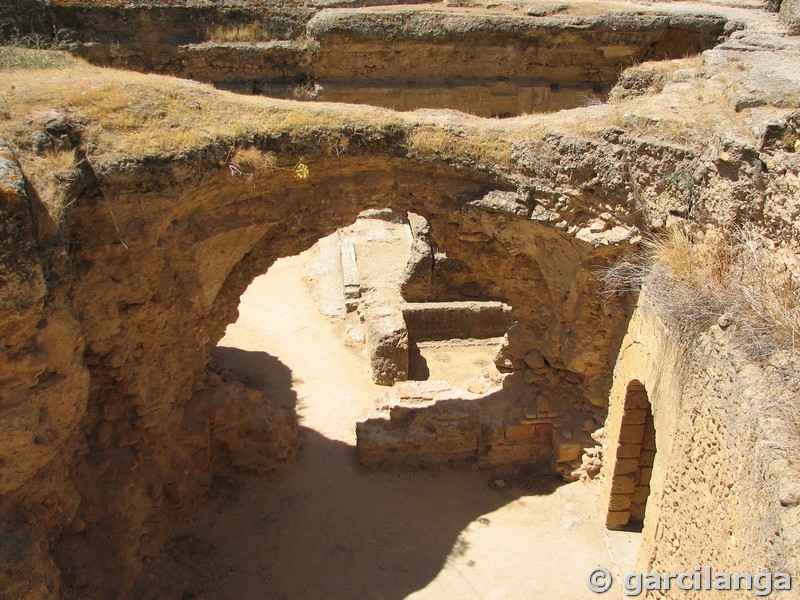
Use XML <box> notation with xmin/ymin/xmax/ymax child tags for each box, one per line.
<box><xmin>606</xmin><ymin>379</ymin><xmax>657</xmax><ymax>531</ymax></box>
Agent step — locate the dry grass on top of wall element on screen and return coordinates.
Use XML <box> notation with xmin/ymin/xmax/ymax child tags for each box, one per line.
<box><xmin>205</xmin><ymin>23</ymin><xmax>276</xmax><ymax>43</ymax></box>
<box><xmin>600</xmin><ymin>225</ymin><xmax>800</xmax><ymax>456</ymax></box>
<box><xmin>601</xmin><ymin>227</ymin><xmax>799</xmax><ymax>363</ymax></box>
<box><xmin>0</xmin><ymin>53</ymin><xmax>409</xmax><ymax>161</ymax></box>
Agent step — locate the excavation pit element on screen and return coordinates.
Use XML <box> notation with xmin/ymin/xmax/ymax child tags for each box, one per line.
<box><xmin>1</xmin><ymin>0</ymin><xmax>800</xmax><ymax>598</ymax></box>
<box><xmin>53</xmin><ymin>1</ymin><xmax>731</xmax><ymax>116</ymax></box>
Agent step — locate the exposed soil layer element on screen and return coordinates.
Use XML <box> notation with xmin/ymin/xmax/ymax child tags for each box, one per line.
<box><xmin>18</xmin><ymin>0</ymin><xmax>732</xmax><ymax>116</ymax></box>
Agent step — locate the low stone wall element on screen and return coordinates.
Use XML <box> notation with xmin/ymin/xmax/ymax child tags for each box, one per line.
<box><xmin>357</xmin><ymin>379</ymin><xmax>554</xmax><ymax>468</ymax></box>
<box><xmin>403</xmin><ymin>301</ymin><xmax>513</xmax><ymax>342</ymax></box>
<box><xmin>364</xmin><ymin>304</ymin><xmax>409</xmax><ymax>386</ymax></box>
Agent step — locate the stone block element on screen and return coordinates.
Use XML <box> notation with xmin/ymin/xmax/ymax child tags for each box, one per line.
<box><xmin>480</xmin><ymin>443</ymin><xmax>549</xmax><ymax>466</ymax></box>
<box><xmin>505</xmin><ymin>423</ymin><xmax>550</xmax><ymax>444</ymax></box>
<box><xmin>465</xmin><ymin>190</ymin><xmax>529</xmax><ymax>217</ymax></box>
<box><xmin>631</xmin><ymin>485</ymin><xmax>651</xmax><ymax>505</ymax></box>
<box><xmin>523</xmin><ymin>349</ymin><xmax>546</xmax><ymax>369</ymax></box>
<box><xmin>553</xmin><ymin>437</ymin><xmax>583</xmax><ymax>462</ymax></box>
<box><xmin>641</xmin><ymin>426</ymin><xmax>657</xmax><ymax>451</ymax></box>
<box><xmin>545</xmin><ymin>369</ymin><xmax>562</xmax><ymax>385</ymax></box>
<box><xmin>611</xmin><ymin>474</ymin><xmax>636</xmax><ymax>495</ymax></box>
<box><xmin>606</xmin><ymin>510</ymin><xmax>631</xmax><ymax>529</ymax></box>
<box><xmin>389</xmin><ymin>405</ymin><xmax>413</xmax><ymax>419</ymax></box>
<box><xmin>608</xmin><ymin>493</ymin><xmax>633</xmax><ymax>511</ymax></box>
<box><xmin>623</xmin><ymin>408</ymin><xmax>647</xmax><ymax>425</ymax></box>
<box><xmin>619</xmin><ymin>424</ymin><xmax>646</xmax><ymax>444</ymax></box>
<box><xmin>434</xmin><ymin>423</ymin><xmax>467</xmax><ymax>438</ymax></box>
<box><xmin>614</xmin><ymin>457</ymin><xmax>640</xmax><ymax>475</ymax></box>
<box><xmin>480</xmin><ymin>424</ymin><xmax>504</xmax><ymax>445</ymax></box>
<box><xmin>639</xmin><ymin>450</ymin><xmax>656</xmax><ymax>466</ymax></box>
<box><xmin>365</xmin><ymin>305</ymin><xmax>409</xmax><ymax>385</ymax></box>
<box><xmin>524</xmin><ymin>368</ymin><xmax>541</xmax><ymax>384</ymax></box>
<box><xmin>629</xmin><ymin>505</ymin><xmax>645</xmax><ymax>521</ymax></box>
<box><xmin>495</xmin><ymin>321</ymin><xmax>539</xmax><ymax>363</ymax></box>
<box><xmin>402</xmin><ymin>300</ymin><xmax>512</xmax><ymax>342</ymax></box>
<box><xmin>431</xmin><ymin>436</ymin><xmax>479</xmax><ymax>455</ymax></box>
<box><xmin>617</xmin><ymin>442</ymin><xmax>643</xmax><ymax>458</ymax></box>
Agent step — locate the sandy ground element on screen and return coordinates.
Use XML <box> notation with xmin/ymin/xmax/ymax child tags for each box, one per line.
<box><xmin>133</xmin><ymin>246</ymin><xmax>623</xmax><ymax>600</ymax></box>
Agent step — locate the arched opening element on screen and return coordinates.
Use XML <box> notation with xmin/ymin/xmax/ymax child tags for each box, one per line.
<box><xmin>146</xmin><ymin>208</ymin><xmax>619</xmax><ymax>599</ymax></box>
<box><xmin>54</xmin><ymin>140</ymin><xmax>639</xmax><ymax>597</ymax></box>
<box><xmin>606</xmin><ymin>380</ymin><xmax>657</xmax><ymax>532</ymax></box>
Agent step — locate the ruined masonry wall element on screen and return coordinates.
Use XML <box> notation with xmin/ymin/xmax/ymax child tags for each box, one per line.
<box><xmin>601</xmin><ymin>299</ymin><xmax>797</xmax><ymax>594</ymax></box>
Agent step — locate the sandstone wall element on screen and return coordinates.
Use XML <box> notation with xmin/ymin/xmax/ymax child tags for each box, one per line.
<box><xmin>0</xmin><ymin>141</ymin><xmax>89</xmax><ymax>599</ymax></box>
<box><xmin>601</xmin><ymin>300</ymin><xmax>798</xmax><ymax>593</ymax></box>
<box><xmin>0</xmin><ymin>0</ymin><xmax>49</xmax><ymax>34</ymax></box>
<box><xmin>782</xmin><ymin>0</ymin><xmax>800</xmax><ymax>33</ymax></box>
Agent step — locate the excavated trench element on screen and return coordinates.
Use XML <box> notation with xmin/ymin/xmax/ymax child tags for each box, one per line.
<box><xmin>6</xmin><ymin>136</ymin><xmax>641</xmax><ymax>599</ymax></box>
<box><xmin>56</xmin><ymin>2</ymin><xmax>731</xmax><ymax>116</ymax></box>
<box><xmin>3</xmin><ymin>1</ymin><xmax>800</xmax><ymax>599</ymax></box>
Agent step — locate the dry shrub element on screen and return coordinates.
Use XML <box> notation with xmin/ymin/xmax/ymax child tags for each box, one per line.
<box><xmin>601</xmin><ymin>224</ymin><xmax>800</xmax><ymax>457</ymax></box>
<box><xmin>601</xmin><ymin>226</ymin><xmax>799</xmax><ymax>364</ymax></box>
<box><xmin>229</xmin><ymin>147</ymin><xmax>277</xmax><ymax>176</ymax></box>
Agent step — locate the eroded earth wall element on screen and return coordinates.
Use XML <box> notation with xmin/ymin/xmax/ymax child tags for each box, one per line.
<box><xmin>1</xmin><ymin>9</ymin><xmax>800</xmax><ymax>598</ymax></box>
<box><xmin>41</xmin><ymin>2</ymin><xmax>731</xmax><ymax>116</ymax></box>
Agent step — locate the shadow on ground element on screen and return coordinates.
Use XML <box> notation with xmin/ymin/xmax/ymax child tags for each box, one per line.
<box><xmin>133</xmin><ymin>425</ymin><xmax>565</xmax><ymax>600</ymax></box>
<box><xmin>211</xmin><ymin>345</ymin><xmax>299</xmax><ymax>410</ymax></box>
<box><xmin>408</xmin><ymin>341</ymin><xmax>430</xmax><ymax>381</ymax></box>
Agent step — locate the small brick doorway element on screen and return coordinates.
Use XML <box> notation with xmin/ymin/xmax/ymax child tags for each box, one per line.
<box><xmin>606</xmin><ymin>380</ymin><xmax>656</xmax><ymax>532</ymax></box>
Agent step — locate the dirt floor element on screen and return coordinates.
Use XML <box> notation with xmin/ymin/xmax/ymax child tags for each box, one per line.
<box><xmin>133</xmin><ymin>246</ymin><xmax>624</xmax><ymax>600</ymax></box>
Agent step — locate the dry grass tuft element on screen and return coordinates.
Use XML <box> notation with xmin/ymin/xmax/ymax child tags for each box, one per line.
<box><xmin>601</xmin><ymin>225</ymin><xmax>799</xmax><ymax>365</ymax></box>
<box><xmin>600</xmin><ymin>224</ymin><xmax>800</xmax><ymax>458</ymax></box>
<box><xmin>0</xmin><ymin>47</ymin><xmax>75</xmax><ymax>70</ymax></box>
<box><xmin>407</xmin><ymin>123</ymin><xmax>512</xmax><ymax>168</ymax></box>
<box><xmin>27</xmin><ymin>148</ymin><xmax>82</xmax><ymax>223</ymax></box>
<box><xmin>206</xmin><ymin>23</ymin><xmax>275</xmax><ymax>43</ymax></box>
<box><xmin>227</xmin><ymin>146</ymin><xmax>278</xmax><ymax>180</ymax></box>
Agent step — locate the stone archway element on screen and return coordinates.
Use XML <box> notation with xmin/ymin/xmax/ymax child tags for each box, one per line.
<box><xmin>4</xmin><ymin>129</ymin><xmax>640</xmax><ymax>597</ymax></box>
<box><xmin>606</xmin><ymin>380</ymin><xmax>657</xmax><ymax>531</ymax></box>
